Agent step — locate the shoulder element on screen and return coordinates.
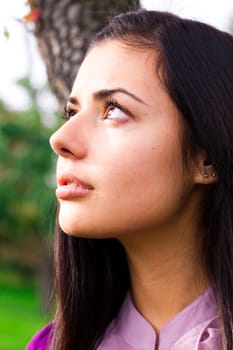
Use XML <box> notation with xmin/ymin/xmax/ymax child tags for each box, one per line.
<box><xmin>26</xmin><ymin>322</ymin><xmax>53</xmax><ymax>350</ymax></box>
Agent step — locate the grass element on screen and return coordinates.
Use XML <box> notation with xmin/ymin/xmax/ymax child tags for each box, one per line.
<box><xmin>0</xmin><ymin>267</ymin><xmax>52</xmax><ymax>350</ymax></box>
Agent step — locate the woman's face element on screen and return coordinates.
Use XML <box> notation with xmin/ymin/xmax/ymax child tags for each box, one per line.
<box><xmin>50</xmin><ymin>40</ymin><xmax>201</xmax><ymax>238</ymax></box>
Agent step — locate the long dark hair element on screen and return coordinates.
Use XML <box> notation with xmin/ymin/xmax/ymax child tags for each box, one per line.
<box><xmin>52</xmin><ymin>10</ymin><xmax>233</xmax><ymax>350</ymax></box>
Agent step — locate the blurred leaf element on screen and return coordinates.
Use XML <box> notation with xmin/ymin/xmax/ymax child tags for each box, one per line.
<box><xmin>3</xmin><ymin>27</ymin><xmax>10</xmax><ymax>39</ymax></box>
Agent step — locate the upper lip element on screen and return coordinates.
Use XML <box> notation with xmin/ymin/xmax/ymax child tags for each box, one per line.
<box><xmin>57</xmin><ymin>173</ymin><xmax>94</xmax><ymax>190</ymax></box>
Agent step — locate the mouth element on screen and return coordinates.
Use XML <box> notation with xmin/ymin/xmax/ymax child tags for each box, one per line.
<box><xmin>56</xmin><ymin>173</ymin><xmax>94</xmax><ymax>199</ymax></box>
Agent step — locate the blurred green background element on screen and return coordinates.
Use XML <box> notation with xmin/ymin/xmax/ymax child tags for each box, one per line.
<box><xmin>0</xmin><ymin>78</ymin><xmax>59</xmax><ymax>349</ymax></box>
<box><xmin>0</xmin><ymin>265</ymin><xmax>51</xmax><ymax>349</ymax></box>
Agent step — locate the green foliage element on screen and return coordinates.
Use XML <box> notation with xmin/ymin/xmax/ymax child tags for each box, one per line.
<box><xmin>0</xmin><ymin>78</ymin><xmax>59</xmax><ymax>244</ymax></box>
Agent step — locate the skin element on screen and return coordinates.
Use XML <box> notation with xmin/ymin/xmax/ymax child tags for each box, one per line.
<box><xmin>50</xmin><ymin>40</ymin><xmax>216</xmax><ymax>335</ymax></box>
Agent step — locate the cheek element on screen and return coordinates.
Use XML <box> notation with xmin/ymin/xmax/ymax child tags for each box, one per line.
<box><xmin>104</xmin><ymin>136</ymin><xmax>182</xmax><ymax>192</ymax></box>
<box><xmin>99</xmin><ymin>141</ymin><xmax>186</xmax><ymax>225</ymax></box>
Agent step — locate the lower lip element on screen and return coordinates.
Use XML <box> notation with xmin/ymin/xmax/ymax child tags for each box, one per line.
<box><xmin>56</xmin><ymin>183</ymin><xmax>93</xmax><ymax>199</ymax></box>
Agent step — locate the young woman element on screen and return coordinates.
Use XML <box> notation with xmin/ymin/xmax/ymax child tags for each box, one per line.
<box><xmin>27</xmin><ymin>9</ymin><xmax>233</xmax><ymax>350</ymax></box>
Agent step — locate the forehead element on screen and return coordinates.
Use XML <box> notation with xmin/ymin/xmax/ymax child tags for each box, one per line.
<box><xmin>71</xmin><ymin>40</ymin><xmax>158</xmax><ymax>98</ymax></box>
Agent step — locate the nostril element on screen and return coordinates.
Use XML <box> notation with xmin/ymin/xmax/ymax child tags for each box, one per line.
<box><xmin>60</xmin><ymin>147</ymin><xmax>74</xmax><ymax>156</ymax></box>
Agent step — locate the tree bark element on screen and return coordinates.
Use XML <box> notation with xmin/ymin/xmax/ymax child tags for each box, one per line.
<box><xmin>32</xmin><ymin>0</ymin><xmax>140</xmax><ymax>108</ymax></box>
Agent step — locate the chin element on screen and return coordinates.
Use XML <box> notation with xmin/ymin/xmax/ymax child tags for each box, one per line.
<box><xmin>58</xmin><ymin>218</ymin><xmax>110</xmax><ymax>239</ymax></box>
<box><xmin>58</xmin><ymin>219</ymin><xmax>83</xmax><ymax>237</ymax></box>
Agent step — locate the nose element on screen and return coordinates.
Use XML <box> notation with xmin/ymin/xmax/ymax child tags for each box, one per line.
<box><xmin>49</xmin><ymin>118</ymin><xmax>87</xmax><ymax>159</ymax></box>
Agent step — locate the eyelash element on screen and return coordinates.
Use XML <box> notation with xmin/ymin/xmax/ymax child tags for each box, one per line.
<box><xmin>102</xmin><ymin>97</ymin><xmax>129</xmax><ymax>120</ymax></box>
<box><xmin>62</xmin><ymin>97</ymin><xmax>130</xmax><ymax>121</ymax></box>
<box><xmin>62</xmin><ymin>106</ymin><xmax>78</xmax><ymax>121</ymax></box>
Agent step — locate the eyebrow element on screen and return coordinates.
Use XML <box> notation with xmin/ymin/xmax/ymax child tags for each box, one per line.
<box><xmin>68</xmin><ymin>88</ymin><xmax>146</xmax><ymax>106</ymax></box>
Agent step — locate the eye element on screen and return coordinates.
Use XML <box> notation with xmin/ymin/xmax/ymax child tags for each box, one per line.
<box><xmin>103</xmin><ymin>99</ymin><xmax>129</xmax><ymax>121</ymax></box>
<box><xmin>63</xmin><ymin>105</ymin><xmax>78</xmax><ymax>121</ymax></box>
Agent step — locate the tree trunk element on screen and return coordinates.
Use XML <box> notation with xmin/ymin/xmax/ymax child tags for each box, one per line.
<box><xmin>32</xmin><ymin>0</ymin><xmax>140</xmax><ymax>108</ymax></box>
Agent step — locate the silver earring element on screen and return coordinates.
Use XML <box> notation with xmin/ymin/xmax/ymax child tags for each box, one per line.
<box><xmin>203</xmin><ymin>171</ymin><xmax>209</xmax><ymax>178</ymax></box>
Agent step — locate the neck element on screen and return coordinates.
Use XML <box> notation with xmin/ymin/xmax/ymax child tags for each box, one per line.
<box><xmin>119</xmin><ymin>225</ymin><xmax>208</xmax><ymax>333</ymax></box>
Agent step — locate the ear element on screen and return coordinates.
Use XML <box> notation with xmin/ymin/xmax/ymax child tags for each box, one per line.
<box><xmin>193</xmin><ymin>152</ymin><xmax>218</xmax><ymax>185</ymax></box>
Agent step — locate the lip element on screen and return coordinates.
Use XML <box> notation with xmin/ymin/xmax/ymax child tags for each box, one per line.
<box><xmin>56</xmin><ymin>173</ymin><xmax>94</xmax><ymax>199</ymax></box>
